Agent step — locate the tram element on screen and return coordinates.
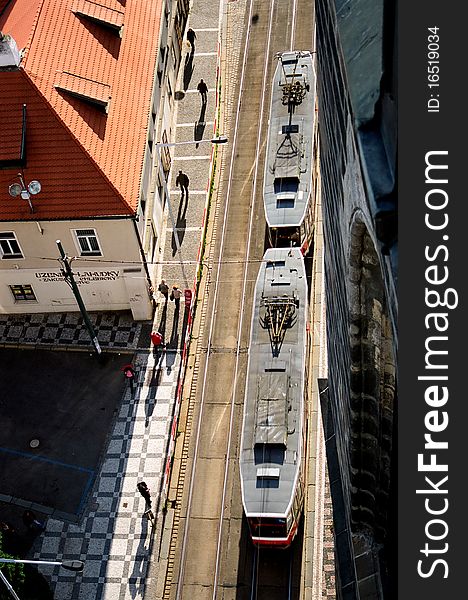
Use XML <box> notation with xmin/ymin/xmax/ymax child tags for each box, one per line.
<box><xmin>239</xmin><ymin>247</ymin><xmax>308</xmax><ymax>548</ymax></box>
<box><xmin>263</xmin><ymin>50</ymin><xmax>317</xmax><ymax>254</ymax></box>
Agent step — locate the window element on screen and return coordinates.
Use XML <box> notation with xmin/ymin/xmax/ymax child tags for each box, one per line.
<box><xmin>0</xmin><ymin>232</ymin><xmax>23</xmax><ymax>259</ymax></box>
<box><xmin>74</xmin><ymin>229</ymin><xmax>102</xmax><ymax>256</ymax></box>
<box><xmin>161</xmin><ymin>131</ymin><xmax>171</xmax><ymax>178</ymax></box>
<box><xmin>10</xmin><ymin>284</ymin><xmax>37</xmax><ymax>302</ymax></box>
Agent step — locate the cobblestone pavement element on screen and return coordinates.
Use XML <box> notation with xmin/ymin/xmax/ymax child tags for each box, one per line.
<box><xmin>0</xmin><ymin>311</ymin><xmax>143</xmax><ymax>350</ymax></box>
<box><xmin>34</xmin><ymin>352</ymin><xmax>176</xmax><ymax>600</ymax></box>
<box><xmin>322</xmin><ymin>466</ymin><xmax>336</xmax><ymax>598</ymax></box>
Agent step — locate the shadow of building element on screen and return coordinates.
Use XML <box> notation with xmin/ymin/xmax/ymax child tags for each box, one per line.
<box><xmin>316</xmin><ymin>1</ymin><xmax>397</xmax><ymax>598</ymax></box>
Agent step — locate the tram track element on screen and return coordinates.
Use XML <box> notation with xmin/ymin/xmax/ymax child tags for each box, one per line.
<box><xmin>162</xmin><ymin>0</ymin><xmax>316</xmax><ymax>598</ymax></box>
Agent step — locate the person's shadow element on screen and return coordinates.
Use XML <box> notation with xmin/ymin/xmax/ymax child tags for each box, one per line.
<box><xmin>171</xmin><ymin>211</ymin><xmax>186</xmax><ymax>256</ymax></box>
<box><xmin>169</xmin><ymin>305</ymin><xmax>180</xmax><ymax>349</ymax></box>
<box><xmin>194</xmin><ymin>120</ymin><xmax>206</xmax><ymax>148</ymax></box>
<box><xmin>157</xmin><ymin>298</ymin><xmax>168</xmax><ymax>338</ymax></box>
<box><xmin>128</xmin><ymin>515</ymin><xmax>153</xmax><ymax>598</ymax></box>
<box><xmin>199</xmin><ymin>102</ymin><xmax>207</xmax><ymax>123</ymax></box>
<box><xmin>145</xmin><ymin>355</ymin><xmax>164</xmax><ymax>426</ymax></box>
<box><xmin>183</xmin><ymin>49</ymin><xmax>195</xmax><ymax>91</ymax></box>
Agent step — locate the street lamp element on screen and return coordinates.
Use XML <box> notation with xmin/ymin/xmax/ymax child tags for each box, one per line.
<box><xmin>154</xmin><ymin>135</ymin><xmax>228</xmax><ymax>288</ymax></box>
<box><xmin>0</xmin><ymin>558</ymin><xmax>84</xmax><ymax>600</ymax></box>
<box><xmin>8</xmin><ymin>173</ymin><xmax>41</xmax><ymax>213</ymax></box>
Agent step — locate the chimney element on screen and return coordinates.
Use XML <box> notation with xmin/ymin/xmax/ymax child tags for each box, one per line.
<box><xmin>0</xmin><ymin>32</ymin><xmax>21</xmax><ymax>68</ymax></box>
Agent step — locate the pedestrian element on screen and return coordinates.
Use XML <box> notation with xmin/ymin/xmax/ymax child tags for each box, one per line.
<box><xmin>158</xmin><ymin>279</ymin><xmax>169</xmax><ymax>299</ymax></box>
<box><xmin>137</xmin><ymin>481</ymin><xmax>152</xmax><ymax>508</ymax></box>
<box><xmin>170</xmin><ymin>285</ymin><xmax>182</xmax><ymax>310</ymax></box>
<box><xmin>186</xmin><ymin>28</ymin><xmax>196</xmax><ymax>50</ymax></box>
<box><xmin>22</xmin><ymin>510</ymin><xmax>45</xmax><ymax>533</ymax></box>
<box><xmin>150</xmin><ymin>330</ymin><xmax>164</xmax><ymax>350</ymax></box>
<box><xmin>122</xmin><ymin>364</ymin><xmax>136</xmax><ymax>391</ymax></box>
<box><xmin>175</xmin><ymin>170</ymin><xmax>189</xmax><ymax>198</ymax></box>
<box><xmin>197</xmin><ymin>78</ymin><xmax>208</xmax><ymax>105</ymax></box>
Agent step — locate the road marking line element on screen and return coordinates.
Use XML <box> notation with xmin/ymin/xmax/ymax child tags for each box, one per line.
<box><xmin>183</xmin><ymin>89</ymin><xmax>216</xmax><ymax>93</ymax></box>
<box><xmin>176</xmin><ymin>122</ymin><xmax>214</xmax><ymax>127</ymax></box>
<box><xmin>170</xmin><ymin>190</ymin><xmax>207</xmax><ymax>195</ymax></box>
<box><xmin>174</xmin><ymin>155</ymin><xmax>210</xmax><ymax>161</ymax></box>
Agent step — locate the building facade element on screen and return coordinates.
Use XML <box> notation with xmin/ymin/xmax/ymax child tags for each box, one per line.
<box><xmin>316</xmin><ymin>0</ymin><xmax>397</xmax><ymax>598</ymax></box>
<box><xmin>0</xmin><ymin>0</ymin><xmax>190</xmax><ymax>320</ymax></box>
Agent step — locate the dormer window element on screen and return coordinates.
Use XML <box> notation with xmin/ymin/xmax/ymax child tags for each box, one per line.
<box><xmin>55</xmin><ymin>72</ymin><xmax>111</xmax><ymax>112</ymax></box>
<box><xmin>72</xmin><ymin>0</ymin><xmax>124</xmax><ymax>37</ymax></box>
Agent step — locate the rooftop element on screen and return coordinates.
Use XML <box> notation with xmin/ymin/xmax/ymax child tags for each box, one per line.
<box><xmin>0</xmin><ymin>0</ymin><xmax>163</xmax><ymax>221</ymax></box>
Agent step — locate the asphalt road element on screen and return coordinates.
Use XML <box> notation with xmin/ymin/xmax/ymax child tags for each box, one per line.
<box><xmin>0</xmin><ymin>348</ymin><xmax>134</xmax><ymax>517</ymax></box>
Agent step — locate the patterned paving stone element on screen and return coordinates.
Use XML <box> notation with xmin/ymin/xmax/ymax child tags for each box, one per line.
<box><xmin>32</xmin><ymin>352</ymin><xmax>180</xmax><ymax>599</ymax></box>
<box><xmin>0</xmin><ymin>311</ymin><xmax>144</xmax><ymax>350</ymax></box>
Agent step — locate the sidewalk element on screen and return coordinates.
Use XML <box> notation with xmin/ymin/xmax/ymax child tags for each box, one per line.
<box><xmin>18</xmin><ymin>2</ymin><xmax>224</xmax><ymax>598</ymax></box>
<box><xmin>0</xmin><ymin>311</ymin><xmax>143</xmax><ymax>351</ymax></box>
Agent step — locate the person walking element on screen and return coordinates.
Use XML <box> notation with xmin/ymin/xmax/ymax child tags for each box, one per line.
<box><xmin>170</xmin><ymin>285</ymin><xmax>182</xmax><ymax>310</ymax></box>
<box><xmin>187</xmin><ymin>28</ymin><xmax>196</xmax><ymax>50</ymax></box>
<box><xmin>150</xmin><ymin>330</ymin><xmax>164</xmax><ymax>351</ymax></box>
<box><xmin>158</xmin><ymin>279</ymin><xmax>169</xmax><ymax>299</ymax></box>
<box><xmin>23</xmin><ymin>510</ymin><xmax>45</xmax><ymax>533</ymax></box>
<box><xmin>137</xmin><ymin>481</ymin><xmax>152</xmax><ymax>508</ymax></box>
<box><xmin>122</xmin><ymin>364</ymin><xmax>136</xmax><ymax>392</ymax></box>
<box><xmin>197</xmin><ymin>78</ymin><xmax>208</xmax><ymax>105</ymax></box>
<box><xmin>175</xmin><ymin>170</ymin><xmax>190</xmax><ymax>198</ymax></box>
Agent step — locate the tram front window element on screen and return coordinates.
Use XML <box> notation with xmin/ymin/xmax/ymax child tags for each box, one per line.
<box><xmin>248</xmin><ymin>517</ymin><xmax>287</xmax><ymax>538</ymax></box>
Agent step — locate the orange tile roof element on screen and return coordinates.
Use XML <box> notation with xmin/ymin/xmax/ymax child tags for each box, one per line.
<box><xmin>0</xmin><ymin>102</ymin><xmax>23</xmax><ymax>163</ymax></box>
<box><xmin>0</xmin><ymin>0</ymin><xmax>163</xmax><ymax>221</ymax></box>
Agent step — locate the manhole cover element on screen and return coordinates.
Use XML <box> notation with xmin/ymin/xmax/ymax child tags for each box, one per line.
<box><xmin>30</xmin><ymin>439</ymin><xmax>40</xmax><ymax>448</ymax></box>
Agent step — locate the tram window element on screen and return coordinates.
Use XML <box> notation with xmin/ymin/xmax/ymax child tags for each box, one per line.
<box><xmin>249</xmin><ymin>517</ymin><xmax>287</xmax><ymax>537</ymax></box>
<box><xmin>266</xmin><ymin>261</ymin><xmax>286</xmax><ymax>268</ymax></box>
<box><xmin>254</xmin><ymin>443</ymin><xmax>285</xmax><ymax>465</ymax></box>
<box><xmin>277</xmin><ymin>197</ymin><xmax>295</xmax><ymax>209</ymax></box>
<box><xmin>256</xmin><ymin>478</ymin><xmax>280</xmax><ymax>489</ymax></box>
<box><xmin>282</xmin><ymin>124</ymin><xmax>299</xmax><ymax>135</ymax></box>
<box><xmin>274</xmin><ymin>177</ymin><xmax>299</xmax><ymax>194</ymax></box>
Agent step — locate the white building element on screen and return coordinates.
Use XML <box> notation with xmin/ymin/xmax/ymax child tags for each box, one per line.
<box><xmin>0</xmin><ymin>0</ymin><xmax>190</xmax><ymax>321</ymax></box>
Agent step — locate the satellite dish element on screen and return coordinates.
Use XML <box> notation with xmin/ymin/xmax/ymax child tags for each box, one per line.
<box><xmin>28</xmin><ymin>180</ymin><xmax>41</xmax><ymax>195</ymax></box>
<box><xmin>8</xmin><ymin>183</ymin><xmax>22</xmax><ymax>197</ymax></box>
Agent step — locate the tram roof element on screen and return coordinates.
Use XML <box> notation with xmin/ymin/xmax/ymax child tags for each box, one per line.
<box><xmin>264</xmin><ymin>51</ymin><xmax>317</xmax><ymax>229</ymax></box>
<box><xmin>240</xmin><ymin>247</ymin><xmax>308</xmax><ymax>515</ymax></box>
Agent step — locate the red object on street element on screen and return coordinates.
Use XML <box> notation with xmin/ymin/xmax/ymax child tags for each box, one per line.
<box><xmin>122</xmin><ymin>364</ymin><xmax>135</xmax><ymax>378</ymax></box>
<box><xmin>151</xmin><ymin>331</ymin><xmax>163</xmax><ymax>346</ymax></box>
<box><xmin>184</xmin><ymin>289</ymin><xmax>192</xmax><ymax>308</ymax></box>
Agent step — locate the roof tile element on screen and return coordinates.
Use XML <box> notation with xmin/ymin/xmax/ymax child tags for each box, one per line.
<box><xmin>0</xmin><ymin>0</ymin><xmax>163</xmax><ymax>221</ymax></box>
